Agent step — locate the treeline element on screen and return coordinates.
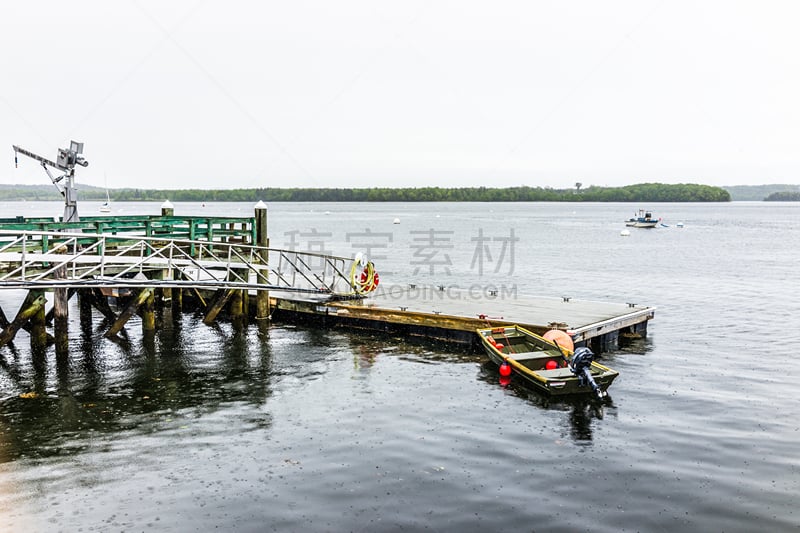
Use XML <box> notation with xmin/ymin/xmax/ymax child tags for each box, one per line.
<box><xmin>765</xmin><ymin>191</ymin><xmax>800</xmax><ymax>201</ymax></box>
<box><xmin>0</xmin><ymin>184</ymin><xmax>102</xmax><ymax>201</ymax></box>
<box><xmin>723</xmin><ymin>184</ymin><xmax>800</xmax><ymax>201</ymax></box>
<box><xmin>108</xmin><ymin>183</ymin><xmax>730</xmax><ymax>202</ymax></box>
<box><xmin>1</xmin><ymin>182</ymin><xmax>731</xmax><ymax>202</ymax></box>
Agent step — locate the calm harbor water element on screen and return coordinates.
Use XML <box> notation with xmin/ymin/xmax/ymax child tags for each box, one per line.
<box><xmin>1</xmin><ymin>200</ymin><xmax>799</xmax><ymax>532</ymax></box>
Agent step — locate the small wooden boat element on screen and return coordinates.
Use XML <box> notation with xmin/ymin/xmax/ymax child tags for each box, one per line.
<box><xmin>477</xmin><ymin>325</ymin><xmax>618</xmax><ymax>399</ymax></box>
<box><xmin>625</xmin><ymin>209</ymin><xmax>659</xmax><ymax>228</ymax></box>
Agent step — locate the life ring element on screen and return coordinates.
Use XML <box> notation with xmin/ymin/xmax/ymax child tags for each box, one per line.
<box><xmin>351</xmin><ymin>259</ymin><xmax>379</xmax><ymax>294</ymax></box>
<box><xmin>359</xmin><ymin>267</ymin><xmax>379</xmax><ymax>292</ymax></box>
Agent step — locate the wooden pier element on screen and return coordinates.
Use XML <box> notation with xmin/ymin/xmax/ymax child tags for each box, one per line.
<box><xmin>0</xmin><ymin>204</ymin><xmax>654</xmax><ymax>356</ymax></box>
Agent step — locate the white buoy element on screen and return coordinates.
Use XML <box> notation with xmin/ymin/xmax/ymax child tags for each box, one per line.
<box><xmin>393</xmin><ymin>218</ymin><xmax>400</xmax><ymax>224</ymax></box>
<box><xmin>620</xmin><ymin>229</ymin><xmax>631</xmax><ymax>237</ymax></box>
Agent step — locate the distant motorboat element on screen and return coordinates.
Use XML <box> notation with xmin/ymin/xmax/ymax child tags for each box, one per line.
<box><xmin>625</xmin><ymin>209</ymin><xmax>659</xmax><ymax>228</ymax></box>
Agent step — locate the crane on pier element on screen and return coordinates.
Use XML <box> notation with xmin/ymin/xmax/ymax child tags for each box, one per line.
<box><xmin>12</xmin><ymin>140</ymin><xmax>88</xmax><ymax>223</ymax></box>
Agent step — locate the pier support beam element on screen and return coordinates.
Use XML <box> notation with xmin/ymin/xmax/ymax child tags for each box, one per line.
<box><xmin>105</xmin><ymin>288</ymin><xmax>153</xmax><ymax>338</ymax></box>
<box><xmin>230</xmin><ymin>286</ymin><xmax>244</xmax><ymax>329</ymax></box>
<box><xmin>203</xmin><ymin>288</ymin><xmax>236</xmax><ymax>325</ymax></box>
<box><xmin>174</xmin><ymin>287</ymin><xmax>183</xmax><ymax>310</ymax></box>
<box><xmin>46</xmin><ymin>288</ymin><xmax>76</xmax><ymax>325</ymax></box>
<box><xmin>0</xmin><ymin>306</ymin><xmax>9</xmax><ymax>329</ymax></box>
<box><xmin>30</xmin><ymin>290</ymin><xmax>48</xmax><ymax>351</ymax></box>
<box><xmin>90</xmin><ymin>288</ymin><xmax>118</xmax><ymax>322</ymax></box>
<box><xmin>0</xmin><ymin>291</ymin><xmax>47</xmax><ymax>348</ymax></box>
<box><xmin>79</xmin><ymin>290</ymin><xmax>93</xmax><ymax>327</ymax></box>
<box><xmin>54</xmin><ymin>265</ymin><xmax>70</xmax><ymax>357</ymax></box>
<box><xmin>230</xmin><ymin>268</ymin><xmax>248</xmax><ymax>329</ymax></box>
<box><xmin>142</xmin><ymin>289</ymin><xmax>156</xmax><ymax>332</ymax></box>
<box><xmin>255</xmin><ymin>201</ymin><xmax>270</xmax><ymax>321</ymax></box>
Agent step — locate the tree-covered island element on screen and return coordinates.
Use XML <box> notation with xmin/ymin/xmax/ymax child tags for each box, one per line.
<box><xmin>0</xmin><ymin>182</ymin><xmax>731</xmax><ymax>202</ymax></box>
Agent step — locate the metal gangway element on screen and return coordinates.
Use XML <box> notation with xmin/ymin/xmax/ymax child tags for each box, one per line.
<box><xmin>0</xmin><ymin>229</ymin><xmax>367</xmax><ymax>298</ymax></box>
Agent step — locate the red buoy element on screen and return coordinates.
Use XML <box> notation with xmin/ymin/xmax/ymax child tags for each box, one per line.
<box><xmin>499</xmin><ymin>361</ymin><xmax>511</xmax><ymax>377</ymax></box>
<box><xmin>545</xmin><ymin>360</ymin><xmax>558</xmax><ymax>370</ymax></box>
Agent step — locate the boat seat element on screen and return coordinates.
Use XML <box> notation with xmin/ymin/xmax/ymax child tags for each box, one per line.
<box><xmin>537</xmin><ymin>368</ymin><xmax>576</xmax><ymax>379</ymax></box>
<box><xmin>508</xmin><ymin>351</ymin><xmax>548</xmax><ymax>361</ymax></box>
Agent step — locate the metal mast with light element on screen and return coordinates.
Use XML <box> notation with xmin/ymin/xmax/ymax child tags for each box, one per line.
<box><xmin>12</xmin><ymin>141</ymin><xmax>89</xmax><ymax>223</ymax></box>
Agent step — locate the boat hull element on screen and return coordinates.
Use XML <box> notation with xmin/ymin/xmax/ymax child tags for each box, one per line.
<box><xmin>477</xmin><ymin>326</ymin><xmax>618</xmax><ymax>396</ymax></box>
<box><xmin>625</xmin><ymin>220</ymin><xmax>657</xmax><ymax>228</ymax></box>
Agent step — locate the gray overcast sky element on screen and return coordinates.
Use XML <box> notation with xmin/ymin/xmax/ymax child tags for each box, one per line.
<box><xmin>2</xmin><ymin>1</ymin><xmax>799</xmax><ymax>190</ymax></box>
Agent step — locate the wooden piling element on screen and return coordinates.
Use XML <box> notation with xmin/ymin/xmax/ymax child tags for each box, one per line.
<box><xmin>241</xmin><ymin>286</ymin><xmax>249</xmax><ymax>322</ymax></box>
<box><xmin>231</xmin><ymin>268</ymin><xmax>248</xmax><ymax>328</ymax></box>
<box><xmin>46</xmin><ymin>288</ymin><xmax>76</xmax><ymax>325</ymax></box>
<box><xmin>175</xmin><ymin>286</ymin><xmax>183</xmax><ymax>310</ymax></box>
<box><xmin>78</xmin><ymin>290</ymin><xmax>94</xmax><ymax>345</ymax></box>
<box><xmin>230</xmin><ymin>288</ymin><xmax>244</xmax><ymax>329</ymax></box>
<box><xmin>29</xmin><ymin>290</ymin><xmax>48</xmax><ymax>351</ymax></box>
<box><xmin>0</xmin><ymin>291</ymin><xmax>47</xmax><ymax>348</ymax></box>
<box><xmin>255</xmin><ymin>201</ymin><xmax>270</xmax><ymax>321</ymax></box>
<box><xmin>54</xmin><ymin>265</ymin><xmax>70</xmax><ymax>356</ymax></box>
<box><xmin>142</xmin><ymin>289</ymin><xmax>156</xmax><ymax>331</ymax></box>
<box><xmin>161</xmin><ymin>200</ymin><xmax>174</xmax><ymax>217</ymax></box>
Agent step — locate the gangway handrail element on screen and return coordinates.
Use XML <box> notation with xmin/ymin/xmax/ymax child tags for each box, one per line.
<box><xmin>0</xmin><ymin>229</ymin><xmax>361</xmax><ymax>295</ymax></box>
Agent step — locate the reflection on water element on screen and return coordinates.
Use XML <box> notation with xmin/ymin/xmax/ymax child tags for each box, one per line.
<box><xmin>477</xmin><ymin>361</ymin><xmax>611</xmax><ymax>442</ymax></box>
<box><xmin>0</xmin><ymin>308</ymin><xmax>274</xmax><ymax>464</ymax></box>
<box><xmin>0</xmin><ymin>307</ymin><xmax>641</xmax><ymax>464</ymax></box>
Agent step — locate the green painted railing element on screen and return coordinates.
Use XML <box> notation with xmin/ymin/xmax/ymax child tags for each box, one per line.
<box><xmin>0</xmin><ymin>215</ymin><xmax>257</xmax><ymax>257</ymax></box>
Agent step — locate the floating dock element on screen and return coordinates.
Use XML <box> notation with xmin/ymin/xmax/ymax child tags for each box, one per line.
<box><xmin>271</xmin><ymin>285</ymin><xmax>654</xmax><ymax>353</ymax></box>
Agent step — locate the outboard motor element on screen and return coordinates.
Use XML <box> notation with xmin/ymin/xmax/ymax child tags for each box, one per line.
<box><xmin>569</xmin><ymin>347</ymin><xmax>606</xmax><ymax>400</ymax></box>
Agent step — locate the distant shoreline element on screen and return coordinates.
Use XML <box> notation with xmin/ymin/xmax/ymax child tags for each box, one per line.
<box><xmin>0</xmin><ymin>183</ymin><xmax>732</xmax><ymax>202</ymax></box>
<box><xmin>3</xmin><ymin>182</ymin><xmax>799</xmax><ymax>201</ymax></box>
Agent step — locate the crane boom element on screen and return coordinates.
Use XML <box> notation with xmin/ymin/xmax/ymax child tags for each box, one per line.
<box><xmin>12</xmin><ymin>145</ymin><xmax>61</xmax><ymax>170</ymax></box>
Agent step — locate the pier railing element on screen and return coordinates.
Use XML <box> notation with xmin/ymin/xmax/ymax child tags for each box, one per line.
<box><xmin>0</xmin><ymin>214</ymin><xmax>257</xmax><ymax>254</ymax></box>
<box><xmin>0</xmin><ymin>230</ymin><xmax>356</xmax><ymax>296</ymax></box>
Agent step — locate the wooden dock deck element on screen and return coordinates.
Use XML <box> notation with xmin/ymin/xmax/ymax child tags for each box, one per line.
<box><xmin>271</xmin><ymin>285</ymin><xmax>655</xmax><ymax>353</ymax></box>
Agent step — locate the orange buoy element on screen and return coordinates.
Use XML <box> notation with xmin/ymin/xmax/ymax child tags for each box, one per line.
<box><xmin>543</xmin><ymin>329</ymin><xmax>574</xmax><ymax>352</ymax></box>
